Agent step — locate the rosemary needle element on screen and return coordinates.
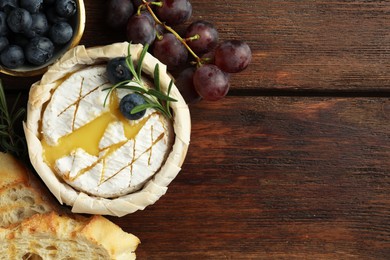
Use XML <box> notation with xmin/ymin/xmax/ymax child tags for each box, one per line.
<box><xmin>0</xmin><ymin>80</ymin><xmax>27</xmax><ymax>157</ymax></box>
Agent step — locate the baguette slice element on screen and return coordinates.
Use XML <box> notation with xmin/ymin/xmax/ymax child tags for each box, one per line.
<box><xmin>0</xmin><ymin>152</ymin><xmax>62</xmax><ymax>228</ymax></box>
<box><xmin>0</xmin><ymin>152</ymin><xmax>140</xmax><ymax>259</ymax></box>
<box><xmin>0</xmin><ymin>212</ymin><xmax>140</xmax><ymax>260</ymax></box>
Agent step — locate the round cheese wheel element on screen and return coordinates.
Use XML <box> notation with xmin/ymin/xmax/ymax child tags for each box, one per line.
<box><xmin>24</xmin><ymin>42</ymin><xmax>191</xmax><ymax>216</ymax></box>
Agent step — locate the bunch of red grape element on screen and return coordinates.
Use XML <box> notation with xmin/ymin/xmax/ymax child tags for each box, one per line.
<box><xmin>106</xmin><ymin>0</ymin><xmax>251</xmax><ymax>103</ymax></box>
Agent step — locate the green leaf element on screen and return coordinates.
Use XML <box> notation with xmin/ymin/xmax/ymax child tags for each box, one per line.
<box><xmin>141</xmin><ymin>94</ymin><xmax>157</xmax><ymax>105</ymax></box>
<box><xmin>154</xmin><ymin>63</ymin><xmax>160</xmax><ymax>92</ymax></box>
<box><xmin>166</xmin><ymin>80</ymin><xmax>174</xmax><ymax>117</ymax></box>
<box><xmin>10</xmin><ymin>108</ymin><xmax>25</xmax><ymax>125</ymax></box>
<box><xmin>0</xmin><ymin>80</ymin><xmax>8</xmax><ymax>117</ymax></box>
<box><xmin>117</xmin><ymin>85</ymin><xmax>147</xmax><ymax>94</ymax></box>
<box><xmin>103</xmin><ymin>80</ymin><xmax>133</xmax><ymax>107</ymax></box>
<box><xmin>167</xmin><ymin>79</ymin><xmax>173</xmax><ymax>96</ymax></box>
<box><xmin>131</xmin><ymin>103</ymin><xmax>158</xmax><ymax>114</ymax></box>
<box><xmin>137</xmin><ymin>43</ymin><xmax>149</xmax><ymax>79</ymax></box>
<box><xmin>0</xmin><ymin>80</ymin><xmax>27</xmax><ymax>157</ymax></box>
<box><xmin>126</xmin><ymin>43</ymin><xmax>139</xmax><ymax>82</ymax></box>
<box><xmin>148</xmin><ymin>88</ymin><xmax>177</xmax><ymax>102</ymax></box>
<box><xmin>10</xmin><ymin>93</ymin><xmax>21</xmax><ymax>115</ymax></box>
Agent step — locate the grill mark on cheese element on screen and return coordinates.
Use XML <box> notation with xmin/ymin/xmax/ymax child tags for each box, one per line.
<box><xmin>56</xmin><ymin>79</ymin><xmax>108</xmax><ymax>118</ymax></box>
<box><xmin>67</xmin><ymin>113</ymin><xmax>156</xmax><ymax>182</ymax></box>
<box><xmin>43</xmin><ymin>93</ymin><xmax>143</xmax><ymax>168</ymax></box>
<box><xmin>71</xmin><ymin>77</ymin><xmax>84</xmax><ymax>131</ymax></box>
<box><xmin>40</xmin><ymin>65</ymin><xmax>174</xmax><ymax>197</ymax></box>
<box><xmin>148</xmin><ymin>125</ymin><xmax>154</xmax><ymax>166</ymax></box>
<box><xmin>71</xmin><ymin>141</ymin><xmax>126</xmax><ymax>182</ymax></box>
<box><xmin>98</xmin><ymin>132</ymin><xmax>165</xmax><ymax>186</ymax></box>
<box><xmin>100</xmin><ymin>156</ymin><xmax>107</xmax><ymax>185</ymax></box>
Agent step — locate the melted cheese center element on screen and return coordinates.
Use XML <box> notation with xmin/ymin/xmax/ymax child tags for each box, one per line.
<box><xmin>39</xmin><ymin>65</ymin><xmax>173</xmax><ymax>198</ymax></box>
<box><xmin>42</xmin><ymin>93</ymin><xmax>147</xmax><ymax>169</ymax></box>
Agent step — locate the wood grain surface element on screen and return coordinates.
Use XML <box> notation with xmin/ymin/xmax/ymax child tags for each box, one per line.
<box><xmin>110</xmin><ymin>97</ymin><xmax>390</xmax><ymax>259</ymax></box>
<box><xmin>1</xmin><ymin>0</ymin><xmax>390</xmax><ymax>259</ymax></box>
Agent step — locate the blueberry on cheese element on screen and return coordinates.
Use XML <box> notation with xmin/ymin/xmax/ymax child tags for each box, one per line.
<box><xmin>24</xmin><ymin>42</ymin><xmax>191</xmax><ymax>216</ymax></box>
<box><xmin>40</xmin><ymin>65</ymin><xmax>173</xmax><ymax>198</ymax></box>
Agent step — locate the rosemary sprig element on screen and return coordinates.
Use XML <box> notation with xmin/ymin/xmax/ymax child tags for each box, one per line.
<box><xmin>104</xmin><ymin>43</ymin><xmax>177</xmax><ymax>119</ymax></box>
<box><xmin>0</xmin><ymin>80</ymin><xmax>27</xmax><ymax>157</ymax></box>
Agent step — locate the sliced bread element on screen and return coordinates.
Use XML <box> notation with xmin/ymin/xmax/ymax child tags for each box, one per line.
<box><xmin>0</xmin><ymin>152</ymin><xmax>140</xmax><ymax>259</ymax></box>
<box><xmin>0</xmin><ymin>152</ymin><xmax>61</xmax><ymax>228</ymax></box>
<box><xmin>0</xmin><ymin>212</ymin><xmax>140</xmax><ymax>260</ymax></box>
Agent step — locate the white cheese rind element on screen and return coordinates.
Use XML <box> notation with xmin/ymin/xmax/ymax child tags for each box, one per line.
<box><xmin>99</xmin><ymin>121</ymin><xmax>127</xmax><ymax>150</ymax></box>
<box><xmin>42</xmin><ymin>66</ymin><xmax>110</xmax><ymax>145</ymax></box>
<box><xmin>25</xmin><ymin>42</ymin><xmax>190</xmax><ymax>216</ymax></box>
<box><xmin>44</xmin><ymin>66</ymin><xmax>173</xmax><ymax>198</ymax></box>
<box><xmin>55</xmin><ymin>114</ymin><xmax>171</xmax><ymax>198</ymax></box>
<box><xmin>55</xmin><ymin>148</ymin><xmax>98</xmax><ymax>179</ymax></box>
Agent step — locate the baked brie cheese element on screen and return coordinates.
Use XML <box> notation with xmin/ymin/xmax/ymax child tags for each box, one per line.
<box><xmin>24</xmin><ymin>42</ymin><xmax>190</xmax><ymax>216</ymax></box>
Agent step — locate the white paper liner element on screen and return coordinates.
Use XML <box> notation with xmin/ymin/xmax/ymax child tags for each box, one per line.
<box><xmin>24</xmin><ymin>42</ymin><xmax>191</xmax><ymax>217</ymax></box>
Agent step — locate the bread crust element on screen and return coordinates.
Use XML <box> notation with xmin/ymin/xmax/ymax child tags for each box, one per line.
<box><xmin>0</xmin><ymin>152</ymin><xmax>66</xmax><ymax>228</ymax></box>
<box><xmin>0</xmin><ymin>152</ymin><xmax>140</xmax><ymax>259</ymax></box>
<box><xmin>0</xmin><ymin>212</ymin><xmax>140</xmax><ymax>260</ymax></box>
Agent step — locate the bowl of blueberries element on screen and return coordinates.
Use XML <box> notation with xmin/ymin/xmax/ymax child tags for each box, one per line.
<box><xmin>0</xmin><ymin>0</ymin><xmax>85</xmax><ymax>77</ymax></box>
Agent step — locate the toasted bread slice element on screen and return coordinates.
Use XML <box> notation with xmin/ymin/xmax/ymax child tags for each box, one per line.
<box><xmin>0</xmin><ymin>152</ymin><xmax>140</xmax><ymax>259</ymax></box>
<box><xmin>0</xmin><ymin>152</ymin><xmax>62</xmax><ymax>228</ymax></box>
<box><xmin>0</xmin><ymin>212</ymin><xmax>140</xmax><ymax>260</ymax></box>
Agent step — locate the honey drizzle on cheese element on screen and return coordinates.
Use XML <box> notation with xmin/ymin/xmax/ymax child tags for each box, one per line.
<box><xmin>42</xmin><ymin>91</ymin><xmax>148</xmax><ymax>170</ymax></box>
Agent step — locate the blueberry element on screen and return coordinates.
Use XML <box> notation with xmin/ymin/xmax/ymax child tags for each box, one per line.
<box><xmin>0</xmin><ymin>45</ymin><xmax>24</xmax><ymax>68</ymax></box>
<box><xmin>0</xmin><ymin>36</ymin><xmax>9</xmax><ymax>53</ymax></box>
<box><xmin>46</xmin><ymin>7</ymin><xmax>67</xmax><ymax>23</ymax></box>
<box><xmin>25</xmin><ymin>13</ymin><xmax>49</xmax><ymax>38</ymax></box>
<box><xmin>49</xmin><ymin>21</ymin><xmax>73</xmax><ymax>44</ymax></box>
<box><xmin>20</xmin><ymin>0</ymin><xmax>43</xmax><ymax>13</ymax></box>
<box><xmin>106</xmin><ymin>57</ymin><xmax>133</xmax><ymax>84</ymax></box>
<box><xmin>55</xmin><ymin>0</ymin><xmax>77</xmax><ymax>18</ymax></box>
<box><xmin>0</xmin><ymin>0</ymin><xmax>18</xmax><ymax>13</ymax></box>
<box><xmin>25</xmin><ymin>36</ymin><xmax>54</xmax><ymax>65</ymax></box>
<box><xmin>119</xmin><ymin>93</ymin><xmax>147</xmax><ymax>120</ymax></box>
<box><xmin>0</xmin><ymin>12</ymin><xmax>8</xmax><ymax>36</ymax></box>
<box><xmin>7</xmin><ymin>8</ymin><xmax>33</xmax><ymax>34</ymax></box>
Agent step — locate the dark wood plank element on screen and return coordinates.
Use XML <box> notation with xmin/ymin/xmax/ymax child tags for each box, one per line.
<box><xmin>0</xmin><ymin>0</ymin><xmax>389</xmax><ymax>259</ymax></box>
<box><xmin>192</xmin><ymin>0</ymin><xmax>390</xmax><ymax>92</ymax></box>
<box><xmin>109</xmin><ymin>96</ymin><xmax>390</xmax><ymax>259</ymax></box>
<box><xmin>4</xmin><ymin>0</ymin><xmax>390</xmax><ymax>93</ymax></box>
<box><xmin>80</xmin><ymin>0</ymin><xmax>390</xmax><ymax>92</ymax></box>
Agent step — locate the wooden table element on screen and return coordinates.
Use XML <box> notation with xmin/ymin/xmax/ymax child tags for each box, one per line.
<box><xmin>2</xmin><ymin>0</ymin><xmax>390</xmax><ymax>259</ymax></box>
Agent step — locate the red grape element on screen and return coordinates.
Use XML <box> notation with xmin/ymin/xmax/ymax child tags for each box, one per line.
<box><xmin>156</xmin><ymin>0</ymin><xmax>192</xmax><ymax>26</ymax></box>
<box><xmin>201</xmin><ymin>49</ymin><xmax>215</xmax><ymax>65</ymax></box>
<box><xmin>185</xmin><ymin>20</ymin><xmax>218</xmax><ymax>54</ymax></box>
<box><xmin>138</xmin><ymin>10</ymin><xmax>154</xmax><ymax>24</ymax></box>
<box><xmin>107</xmin><ymin>0</ymin><xmax>134</xmax><ymax>29</ymax></box>
<box><xmin>193</xmin><ymin>64</ymin><xmax>230</xmax><ymax>101</ymax></box>
<box><xmin>153</xmin><ymin>33</ymin><xmax>188</xmax><ymax>69</ymax></box>
<box><xmin>214</xmin><ymin>40</ymin><xmax>251</xmax><ymax>73</ymax></box>
<box><xmin>175</xmin><ymin>67</ymin><xmax>201</xmax><ymax>104</ymax></box>
<box><xmin>126</xmin><ymin>12</ymin><xmax>156</xmax><ymax>45</ymax></box>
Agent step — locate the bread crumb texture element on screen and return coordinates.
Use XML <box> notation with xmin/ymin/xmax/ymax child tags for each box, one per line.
<box><xmin>0</xmin><ymin>153</ymin><xmax>140</xmax><ymax>259</ymax></box>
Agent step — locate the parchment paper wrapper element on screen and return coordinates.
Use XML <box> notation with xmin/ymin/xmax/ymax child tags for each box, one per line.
<box><xmin>24</xmin><ymin>42</ymin><xmax>191</xmax><ymax>217</ymax></box>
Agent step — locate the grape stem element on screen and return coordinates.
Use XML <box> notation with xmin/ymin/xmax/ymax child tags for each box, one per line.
<box><xmin>141</xmin><ymin>0</ymin><xmax>202</xmax><ymax>66</ymax></box>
